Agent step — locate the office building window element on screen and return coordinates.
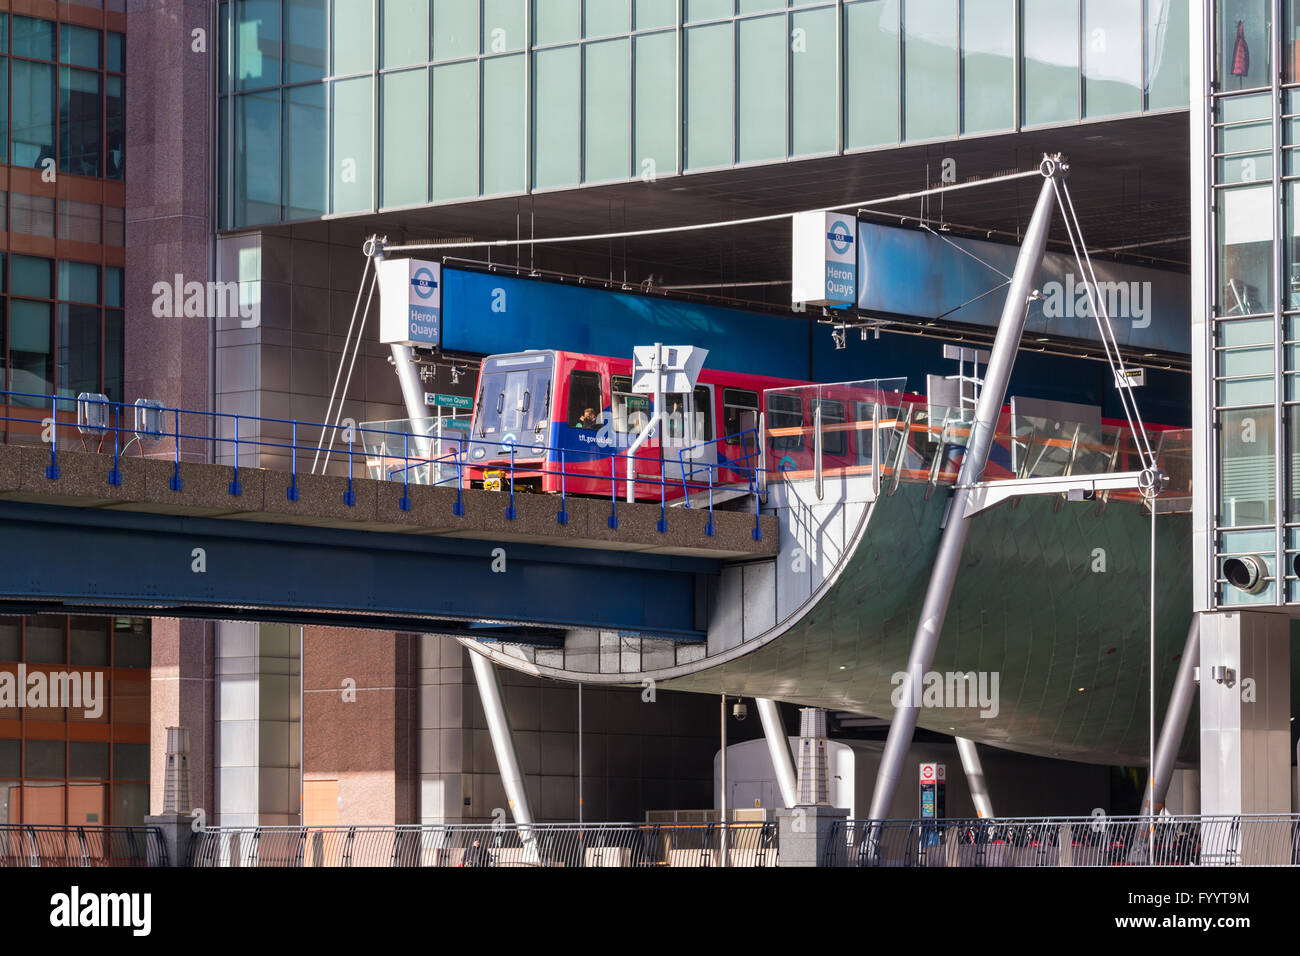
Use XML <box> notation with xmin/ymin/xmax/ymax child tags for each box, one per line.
<box><xmin>962</xmin><ymin>0</ymin><xmax>1014</xmax><ymax>133</ymax></box>
<box><xmin>1218</xmin><ymin>0</ymin><xmax>1270</xmax><ymax>90</ymax></box>
<box><xmin>1022</xmin><ymin>0</ymin><xmax>1081</xmax><ymax>126</ymax></box>
<box><xmin>845</xmin><ymin>0</ymin><xmax>901</xmax><ymax>149</ymax></box>
<box><xmin>0</xmin><ymin>616</ymin><xmax>150</xmax><ymax>827</ymax></box>
<box><xmin>1</xmin><ymin>256</ymin><xmax>124</xmax><ymax>407</ymax></box>
<box><xmin>215</xmin><ymin>0</ymin><xmax>1186</xmax><ymax>226</ymax></box>
<box><xmin>4</xmin><ymin>16</ymin><xmax>124</xmax><ymax>179</ymax></box>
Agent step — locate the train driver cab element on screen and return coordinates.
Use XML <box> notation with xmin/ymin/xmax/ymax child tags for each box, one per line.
<box><xmin>470</xmin><ymin>351</ymin><xmax>555</xmax><ymax>462</ymax></box>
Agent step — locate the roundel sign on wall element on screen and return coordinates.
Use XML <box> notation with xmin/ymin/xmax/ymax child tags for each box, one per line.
<box><xmin>378</xmin><ymin>258</ymin><xmax>442</xmax><ymax>348</ymax></box>
<box><xmin>827</xmin><ymin>219</ymin><xmax>855</xmax><ymax>257</ymax></box>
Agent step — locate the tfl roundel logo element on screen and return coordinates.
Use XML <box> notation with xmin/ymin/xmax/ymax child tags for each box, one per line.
<box><xmin>411</xmin><ymin>267</ymin><xmax>439</xmax><ymax>301</ymax></box>
<box><xmin>827</xmin><ymin>220</ymin><xmax>854</xmax><ymax>256</ymax></box>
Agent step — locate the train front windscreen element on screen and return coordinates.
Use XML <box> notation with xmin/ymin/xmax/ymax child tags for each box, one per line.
<box><xmin>469</xmin><ymin>353</ymin><xmax>554</xmax><ymax>461</ymax></box>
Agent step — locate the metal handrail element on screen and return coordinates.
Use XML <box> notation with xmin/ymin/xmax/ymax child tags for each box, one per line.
<box><xmin>191</xmin><ymin>821</ymin><xmax>779</xmax><ymax>868</ymax></box>
<box><xmin>0</xmin><ymin>824</ymin><xmax>169</xmax><ymax>867</ymax></box>
<box><xmin>0</xmin><ymin>389</ymin><xmax>1191</xmax><ymax>521</ymax></box>
<box><xmin>0</xmin><ymin>388</ymin><xmax>773</xmax><ymax>518</ymax></box>
<box><xmin>822</xmin><ymin>814</ymin><xmax>1300</xmax><ymax>867</ymax></box>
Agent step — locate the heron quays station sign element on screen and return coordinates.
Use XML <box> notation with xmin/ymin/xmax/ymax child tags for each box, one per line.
<box><xmin>379</xmin><ymin>258</ymin><xmax>442</xmax><ymax>348</ymax></box>
<box><xmin>792</xmin><ymin>211</ymin><xmax>858</xmax><ymax>308</ymax></box>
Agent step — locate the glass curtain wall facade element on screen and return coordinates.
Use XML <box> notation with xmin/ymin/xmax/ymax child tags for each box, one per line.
<box><xmin>0</xmin><ymin>616</ymin><xmax>150</xmax><ymax>827</ymax></box>
<box><xmin>1204</xmin><ymin>0</ymin><xmax>1300</xmax><ymax>606</ymax></box>
<box><xmin>0</xmin><ymin>254</ymin><xmax>126</xmax><ymax>409</ymax></box>
<box><xmin>2</xmin><ymin>14</ymin><xmax>126</xmax><ymax>178</ymax></box>
<box><xmin>218</xmin><ymin>0</ymin><xmax>1192</xmax><ymax>229</ymax></box>
<box><xmin>0</xmin><ymin>11</ymin><xmax>126</xmax><ymax>414</ymax></box>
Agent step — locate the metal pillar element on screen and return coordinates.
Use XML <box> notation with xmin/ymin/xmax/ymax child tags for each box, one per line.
<box><xmin>867</xmin><ymin>157</ymin><xmax>1063</xmax><ymax>820</ymax></box>
<box><xmin>756</xmin><ymin>698</ymin><xmax>797</xmax><ymax>809</ymax></box>
<box><xmin>720</xmin><ymin>694</ymin><xmax>728</xmax><ymax>868</ymax></box>
<box><xmin>577</xmin><ymin>683</ymin><xmax>583</xmax><ymax>824</ymax></box>
<box><xmin>1141</xmin><ymin>616</ymin><xmax>1200</xmax><ymax>814</ymax></box>
<box><xmin>468</xmin><ymin>649</ymin><xmax>537</xmax><ymax>831</ymax></box>
<box><xmin>954</xmin><ymin>737</ymin><xmax>994</xmax><ymax>819</ymax></box>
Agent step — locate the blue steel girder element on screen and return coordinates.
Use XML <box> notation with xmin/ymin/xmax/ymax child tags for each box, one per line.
<box><xmin>0</xmin><ymin>502</ymin><xmax>712</xmax><ymax>640</ymax></box>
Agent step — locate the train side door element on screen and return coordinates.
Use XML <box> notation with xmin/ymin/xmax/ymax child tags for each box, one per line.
<box><xmin>663</xmin><ymin>384</ymin><xmax>716</xmax><ymax>492</ymax></box>
<box><xmin>611</xmin><ymin>373</ymin><xmax>659</xmax><ymax>496</ymax></box>
<box><xmin>721</xmin><ymin>388</ymin><xmax>760</xmax><ymax>482</ymax></box>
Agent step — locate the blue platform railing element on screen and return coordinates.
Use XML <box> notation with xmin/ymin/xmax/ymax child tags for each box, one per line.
<box><xmin>0</xmin><ymin>389</ymin><xmax>771</xmax><ymax>541</ymax></box>
<box><xmin>2</xmin><ymin>386</ymin><xmax>1187</xmax><ymax>546</ymax></box>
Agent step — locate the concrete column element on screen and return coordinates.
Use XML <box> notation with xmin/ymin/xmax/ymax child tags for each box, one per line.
<box><xmin>776</xmin><ymin>806</ymin><xmax>850</xmax><ymax>867</ymax></box>
<box><xmin>149</xmin><ymin>619</ymin><xmax>213</xmax><ymax>819</ymax></box>
<box><xmin>418</xmin><ymin>635</ymin><xmax>473</xmax><ymax>824</ymax></box>
<box><xmin>213</xmin><ymin>622</ymin><xmax>301</xmax><ymax>826</ymax></box>
<box><xmin>125</xmin><ymin>0</ymin><xmax>212</xmax><ymax>457</ymax></box>
<box><xmin>1198</xmin><ymin>610</ymin><xmax>1291</xmax><ymax>816</ymax></box>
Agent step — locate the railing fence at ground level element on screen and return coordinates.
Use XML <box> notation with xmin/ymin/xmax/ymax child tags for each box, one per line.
<box><xmin>189</xmin><ymin>822</ymin><xmax>778</xmax><ymax>868</ymax></box>
<box><xmin>823</xmin><ymin>815</ymin><xmax>1300</xmax><ymax>867</ymax></box>
<box><xmin>7</xmin><ymin>815</ymin><xmax>1292</xmax><ymax>868</ymax></box>
<box><xmin>0</xmin><ymin>824</ymin><xmax>168</xmax><ymax>867</ymax></box>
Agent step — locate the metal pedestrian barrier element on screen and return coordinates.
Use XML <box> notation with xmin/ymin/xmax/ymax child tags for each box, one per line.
<box><xmin>0</xmin><ymin>824</ymin><xmax>169</xmax><ymax>867</ymax></box>
<box><xmin>821</xmin><ymin>815</ymin><xmax>1300</xmax><ymax>867</ymax></box>
<box><xmin>190</xmin><ymin>822</ymin><xmax>779</xmax><ymax>868</ymax></box>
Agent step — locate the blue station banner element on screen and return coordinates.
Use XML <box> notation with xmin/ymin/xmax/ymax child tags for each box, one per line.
<box><xmin>856</xmin><ymin>222</ymin><xmax>1191</xmax><ymax>356</ymax></box>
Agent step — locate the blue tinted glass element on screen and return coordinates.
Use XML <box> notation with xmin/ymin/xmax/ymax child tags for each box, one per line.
<box><xmin>236</xmin><ymin>0</ymin><xmax>282</xmax><ymax>88</ymax></box>
<box><xmin>58</xmin><ymin>261</ymin><xmax>100</xmax><ymax>304</ymax></box>
<box><xmin>107</xmin><ymin>32</ymin><xmax>125</xmax><ymax>72</ymax></box>
<box><xmin>59</xmin><ymin>67</ymin><xmax>103</xmax><ymax>177</ymax></box>
<box><xmin>236</xmin><ymin>91</ymin><xmax>282</xmax><ymax>224</ymax></box>
<box><xmin>11</xmin><ymin>60</ymin><xmax>55</xmax><ymax>168</ymax></box>
<box><xmin>59</xmin><ymin>24</ymin><xmax>101</xmax><ymax>69</ymax></box>
<box><xmin>11</xmin><ymin>255</ymin><xmax>53</xmax><ymax>298</ymax></box>
<box><xmin>106</xmin><ymin>266</ymin><xmax>124</xmax><ymax>307</ymax></box>
<box><xmin>106</xmin><ymin>75</ymin><xmax>124</xmax><ymax>180</ymax></box>
<box><xmin>285</xmin><ymin>84</ymin><xmax>327</xmax><ymax>218</ymax></box>
<box><xmin>12</xmin><ymin>16</ymin><xmax>54</xmax><ymax>60</ymax></box>
<box><xmin>105</xmin><ymin>309</ymin><xmax>124</xmax><ymax>402</ymax></box>
<box><xmin>285</xmin><ymin>0</ymin><xmax>326</xmax><ymax>82</ymax></box>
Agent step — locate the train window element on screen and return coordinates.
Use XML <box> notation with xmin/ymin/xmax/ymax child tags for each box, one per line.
<box><xmin>768</xmin><ymin>394</ymin><xmax>804</xmax><ymax>451</ymax></box>
<box><xmin>476</xmin><ymin>366</ymin><xmax>550</xmax><ymax>437</ymax></box>
<box><xmin>854</xmin><ymin>400</ymin><xmax>876</xmax><ymax>465</ymax></box>
<box><xmin>813</xmin><ymin>398</ymin><xmax>845</xmax><ymax>457</ymax></box>
<box><xmin>568</xmin><ymin>371</ymin><xmax>604</xmax><ymax>429</ymax></box>
<box><xmin>694</xmin><ymin>386</ymin><xmax>714</xmax><ymax>442</ymax></box>
<box><xmin>612</xmin><ymin>375</ymin><xmax>650</xmax><ymax>433</ymax></box>
<box><xmin>723</xmin><ymin>388</ymin><xmax>759</xmax><ymax>446</ymax></box>
<box><xmin>665</xmin><ymin>392</ymin><xmax>686</xmax><ymax>444</ymax></box>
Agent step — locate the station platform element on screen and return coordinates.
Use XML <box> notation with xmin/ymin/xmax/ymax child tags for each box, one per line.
<box><xmin>0</xmin><ymin>444</ymin><xmax>777</xmax><ymax>561</ymax></box>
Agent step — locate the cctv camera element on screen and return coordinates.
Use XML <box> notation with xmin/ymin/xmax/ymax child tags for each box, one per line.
<box><xmin>732</xmin><ymin>702</ymin><xmax>748</xmax><ymax>721</ymax></box>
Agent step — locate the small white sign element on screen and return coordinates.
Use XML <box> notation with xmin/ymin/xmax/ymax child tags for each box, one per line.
<box><xmin>631</xmin><ymin>345</ymin><xmax>709</xmax><ymax>394</ymax></box>
<box><xmin>919</xmin><ymin>762</ymin><xmax>946</xmax><ymax>784</ymax></box>
<box><xmin>1114</xmin><ymin>367</ymin><xmax>1146</xmax><ymax>389</ymax></box>
<box><xmin>378</xmin><ymin>258</ymin><xmax>441</xmax><ymax>348</ymax></box>
<box><xmin>792</xmin><ymin>211</ymin><xmax>857</xmax><ymax>308</ymax></box>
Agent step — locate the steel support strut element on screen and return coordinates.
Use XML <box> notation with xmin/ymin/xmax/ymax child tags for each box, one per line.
<box><xmin>867</xmin><ymin>156</ymin><xmax>1064</xmax><ymax>820</ymax></box>
<box><xmin>469</xmin><ymin>649</ymin><xmax>538</xmax><ymax>841</ymax></box>
<box><xmin>756</xmin><ymin>698</ymin><xmax>798</xmax><ymax>809</ymax></box>
<box><xmin>955</xmin><ymin>737</ymin><xmax>994</xmax><ymax>819</ymax></box>
<box><xmin>1141</xmin><ymin>616</ymin><xmax>1201</xmax><ymax>814</ymax></box>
